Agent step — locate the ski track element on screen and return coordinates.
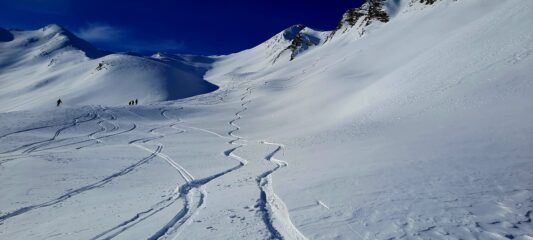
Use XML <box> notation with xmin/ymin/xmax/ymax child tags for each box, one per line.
<box><xmin>0</xmin><ymin>107</ymin><xmax>165</xmax><ymax>225</ymax></box>
<box><xmin>0</xmin><ymin>112</ymin><xmax>97</xmax><ymax>155</ymax></box>
<box><xmin>0</xmin><ymin>106</ymin><xmax>124</xmax><ymax>162</ymax></box>
<box><xmin>145</xmin><ymin>107</ymin><xmax>253</xmax><ymax>240</ymax></box>
<box><xmin>76</xmin><ymin>106</ymin><xmax>121</xmax><ymax>149</ymax></box>
<box><xmin>0</xmin><ymin>88</ymin><xmax>304</xmax><ymax>239</ymax></box>
<box><xmin>257</xmin><ymin>141</ymin><xmax>307</xmax><ymax>240</ymax></box>
<box><xmin>91</xmin><ymin>108</ymin><xmax>192</xmax><ymax>240</ymax></box>
<box><xmin>225</xmin><ymin>86</ymin><xmax>306</xmax><ymax>239</ymax></box>
<box><xmin>94</xmin><ymin>107</ymin><xmax>246</xmax><ymax>240</ymax></box>
<box><xmin>105</xmin><ymin>99</ymin><xmax>256</xmax><ymax>240</ymax></box>
<box><xmin>0</xmin><ymin>145</ymin><xmax>163</xmax><ymax>223</ymax></box>
<box><xmin>0</xmin><ymin>107</ymin><xmax>96</xmax><ymax>141</ymax></box>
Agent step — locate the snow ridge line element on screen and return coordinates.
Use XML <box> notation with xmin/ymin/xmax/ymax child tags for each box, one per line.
<box><xmin>258</xmin><ymin>141</ymin><xmax>307</xmax><ymax>240</ymax></box>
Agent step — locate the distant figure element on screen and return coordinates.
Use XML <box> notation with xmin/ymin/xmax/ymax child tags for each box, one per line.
<box><xmin>135</xmin><ymin>99</ymin><xmax>138</xmax><ymax>105</ymax></box>
<box><xmin>57</xmin><ymin>98</ymin><xmax>62</xmax><ymax>107</ymax></box>
<box><xmin>128</xmin><ymin>100</ymin><xmax>132</xmax><ymax>106</ymax></box>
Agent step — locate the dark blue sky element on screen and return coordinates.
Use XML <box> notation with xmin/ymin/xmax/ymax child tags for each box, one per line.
<box><xmin>0</xmin><ymin>0</ymin><xmax>364</xmax><ymax>55</ymax></box>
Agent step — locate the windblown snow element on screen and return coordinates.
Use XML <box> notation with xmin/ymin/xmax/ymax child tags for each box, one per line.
<box><xmin>1</xmin><ymin>0</ymin><xmax>532</xmax><ymax>239</ymax></box>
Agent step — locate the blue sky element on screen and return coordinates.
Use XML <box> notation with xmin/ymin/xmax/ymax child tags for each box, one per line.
<box><xmin>0</xmin><ymin>0</ymin><xmax>365</xmax><ymax>55</ymax></box>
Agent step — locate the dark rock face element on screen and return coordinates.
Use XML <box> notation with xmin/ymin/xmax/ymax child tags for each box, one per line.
<box><xmin>339</xmin><ymin>8</ymin><xmax>368</xmax><ymax>27</ymax></box>
<box><xmin>272</xmin><ymin>25</ymin><xmax>323</xmax><ymax>62</ymax></box>
<box><xmin>367</xmin><ymin>0</ymin><xmax>390</xmax><ymax>24</ymax></box>
<box><xmin>286</xmin><ymin>31</ymin><xmax>321</xmax><ymax>61</ymax></box>
<box><xmin>328</xmin><ymin>0</ymin><xmax>390</xmax><ymax>40</ymax></box>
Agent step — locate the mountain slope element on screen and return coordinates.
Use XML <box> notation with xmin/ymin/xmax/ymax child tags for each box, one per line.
<box><xmin>0</xmin><ymin>0</ymin><xmax>532</xmax><ymax>239</ymax></box>
<box><xmin>203</xmin><ymin>0</ymin><xmax>533</xmax><ymax>238</ymax></box>
<box><xmin>0</xmin><ymin>25</ymin><xmax>217</xmax><ymax>112</ymax></box>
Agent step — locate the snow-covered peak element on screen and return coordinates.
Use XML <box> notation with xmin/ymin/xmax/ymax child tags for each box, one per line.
<box><xmin>6</xmin><ymin>24</ymin><xmax>108</xmax><ymax>59</ymax></box>
<box><xmin>281</xmin><ymin>24</ymin><xmax>306</xmax><ymax>40</ymax></box>
<box><xmin>40</xmin><ymin>24</ymin><xmax>65</xmax><ymax>35</ymax></box>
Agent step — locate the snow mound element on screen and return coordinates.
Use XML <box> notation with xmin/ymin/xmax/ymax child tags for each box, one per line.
<box><xmin>0</xmin><ymin>26</ymin><xmax>217</xmax><ymax>112</ymax></box>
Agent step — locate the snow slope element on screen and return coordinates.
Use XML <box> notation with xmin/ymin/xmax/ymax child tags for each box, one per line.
<box><xmin>0</xmin><ymin>24</ymin><xmax>217</xmax><ymax>112</ymax></box>
<box><xmin>1</xmin><ymin>0</ymin><xmax>533</xmax><ymax>239</ymax></box>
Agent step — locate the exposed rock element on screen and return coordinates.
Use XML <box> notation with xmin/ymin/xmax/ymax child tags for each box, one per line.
<box><xmin>327</xmin><ymin>0</ymin><xmax>390</xmax><ymax>41</ymax></box>
<box><xmin>367</xmin><ymin>0</ymin><xmax>390</xmax><ymax>24</ymax></box>
<box><xmin>272</xmin><ymin>25</ymin><xmax>325</xmax><ymax>62</ymax></box>
<box><xmin>286</xmin><ymin>31</ymin><xmax>321</xmax><ymax>61</ymax></box>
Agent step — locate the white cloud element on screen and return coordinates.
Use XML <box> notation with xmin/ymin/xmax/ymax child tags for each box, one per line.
<box><xmin>76</xmin><ymin>23</ymin><xmax>125</xmax><ymax>43</ymax></box>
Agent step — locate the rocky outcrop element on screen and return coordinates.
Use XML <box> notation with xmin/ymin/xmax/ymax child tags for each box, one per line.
<box><xmin>273</xmin><ymin>25</ymin><xmax>325</xmax><ymax>62</ymax></box>
<box><xmin>367</xmin><ymin>0</ymin><xmax>390</xmax><ymax>24</ymax></box>
<box><xmin>327</xmin><ymin>0</ymin><xmax>390</xmax><ymax>41</ymax></box>
<box><xmin>286</xmin><ymin>29</ymin><xmax>322</xmax><ymax>61</ymax></box>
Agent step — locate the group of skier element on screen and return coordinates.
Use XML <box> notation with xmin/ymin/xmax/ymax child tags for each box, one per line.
<box><xmin>56</xmin><ymin>98</ymin><xmax>139</xmax><ymax>107</ymax></box>
<box><xmin>128</xmin><ymin>99</ymin><xmax>139</xmax><ymax>106</ymax></box>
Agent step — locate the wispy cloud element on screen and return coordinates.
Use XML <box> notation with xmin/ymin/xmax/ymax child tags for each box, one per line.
<box><xmin>75</xmin><ymin>23</ymin><xmax>184</xmax><ymax>53</ymax></box>
<box><xmin>76</xmin><ymin>23</ymin><xmax>125</xmax><ymax>43</ymax></box>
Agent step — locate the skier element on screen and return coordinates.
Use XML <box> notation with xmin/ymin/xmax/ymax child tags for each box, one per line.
<box><xmin>135</xmin><ymin>99</ymin><xmax>138</xmax><ymax>105</ymax></box>
<box><xmin>57</xmin><ymin>98</ymin><xmax>62</xmax><ymax>107</ymax></box>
